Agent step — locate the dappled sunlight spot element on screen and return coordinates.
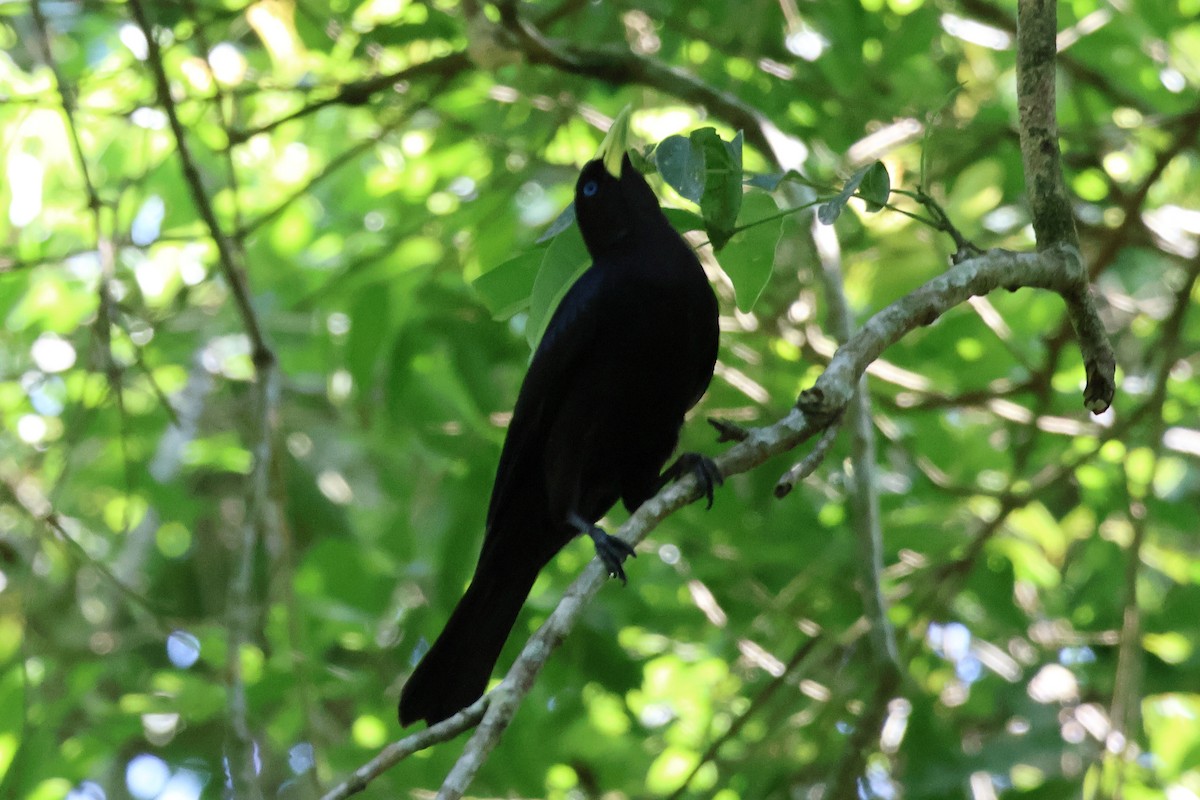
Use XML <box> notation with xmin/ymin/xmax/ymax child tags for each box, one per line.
<box><xmin>846</xmin><ymin>119</ymin><xmax>922</xmax><ymax>165</ymax></box>
<box><xmin>713</xmin><ymin>362</ymin><xmax>769</xmax><ymax>404</ymax></box>
<box><xmin>329</xmin><ymin>368</ymin><xmax>352</xmax><ymax>403</ymax></box>
<box><xmin>17</xmin><ymin>414</ymin><xmax>47</xmax><ymax>444</ymax></box>
<box><xmin>317</xmin><ymin>470</ymin><xmax>353</xmax><ymax>505</ymax></box>
<box><xmin>969</xmin><ymin>771</ymin><xmax>999</xmax><ymax>800</ymax></box>
<box><xmin>179</xmin><ymin>58</ymin><xmax>213</xmax><ymax>92</ymax></box>
<box><xmin>126</xmin><ymin>753</ymin><xmax>169</xmax><ymax>799</ymax></box>
<box><xmin>687</xmin><ymin>579</ymin><xmax>727</xmax><ymax>627</ymax></box>
<box><xmin>286</xmin><ymin>432</ymin><xmax>313</xmax><ymax>458</ymax></box>
<box><xmin>132</xmin><ymin>196</ymin><xmax>165</xmax><ymax>247</ymax></box>
<box><xmin>634</xmin><ymin>107</ymin><xmax>698</xmax><ymax>142</ymax></box>
<box><xmin>583</xmin><ymin>683</ymin><xmax>631</xmax><ymax>736</ymax></box>
<box><xmin>758</xmin><ymin>57</ymin><xmax>794</xmax><ymax>80</ymax></box>
<box><xmin>799</xmin><ymin>679</ymin><xmax>831</xmax><ymax>703</ymax></box>
<box><xmin>200</xmin><ymin>334</ymin><xmax>254</xmax><ymax>380</ymax></box>
<box><xmin>66</xmin><ymin>780</ymin><xmax>105</xmax><ymax>800</ymax></box>
<box><xmin>785</xmin><ymin>25</ymin><xmax>828</xmax><ymax>61</ymax></box>
<box><xmin>130</xmin><ymin>107</ymin><xmax>167</xmax><ymax>130</ymax></box>
<box><xmin>647</xmin><ymin>747</ymin><xmax>704</xmax><ymax>794</ymax></box>
<box><xmin>142</xmin><ymin>712</ymin><xmax>180</xmax><ymax>746</ymax></box>
<box><xmin>352</xmin><ymin>714</ymin><xmax>388</xmax><ymax>748</ymax></box>
<box><xmin>273</xmin><ymin>142</ymin><xmax>312</xmax><ymax>185</ymax></box>
<box><xmin>737</xmin><ymin>638</ymin><xmax>785</xmax><ymax>677</ymax></box>
<box><xmin>89</xmin><ymin>631</ymin><xmax>116</xmax><ymax>655</ymax></box>
<box><xmin>156</xmin><ymin>769</ymin><xmax>204</xmax><ymax>800</ymax></box>
<box><xmin>238</xmin><ymin>644</ymin><xmax>265</xmax><ymax>685</ymax></box>
<box><xmin>940</xmin><ymin>14</ymin><xmax>1011</xmax><ymax>50</ymax></box>
<box><xmin>288</xmin><ymin>742</ymin><xmax>315</xmax><ymax>775</ymax></box>
<box><xmin>1028</xmin><ymin>663</ymin><xmax>1078</xmax><ymax>704</ymax></box>
<box><xmin>155</xmin><ymin>522</ymin><xmax>192</xmax><ymax>558</ymax></box>
<box><xmin>516</xmin><ymin>181</ymin><xmax>557</xmax><ymax>227</ymax></box>
<box><xmin>973</xmin><ymin>638</ymin><xmax>1021</xmax><ymax>682</ymax></box>
<box><xmin>658</xmin><ymin>543</ymin><xmax>681</xmax><ymax>565</ymax></box>
<box><xmin>622</xmin><ymin>10</ymin><xmax>661</xmax><ymax>55</ymax></box>
<box><xmin>167</xmin><ymin>630</ymin><xmax>200</xmax><ymax>668</ymax></box>
<box><xmin>326</xmin><ymin>312</ymin><xmax>350</xmax><ymax>336</ymax></box>
<box><xmin>118</xmin><ymin>24</ymin><xmax>148</xmax><ymax>60</ymax></box>
<box><xmin>246</xmin><ymin>1</ymin><xmax>304</xmax><ymax>74</ymax></box>
<box><xmin>1161</xmin><ymin>68</ymin><xmax>1187</xmax><ymax>94</ymax></box>
<box><xmin>30</xmin><ymin>333</ymin><xmax>75</xmax><ymax>373</ymax></box>
<box><xmin>545</xmin><ymin>763</ymin><xmax>579</xmax><ymax>793</ymax></box>
<box><xmin>80</xmin><ymin>595</ymin><xmax>111</xmax><ymax>626</ymax></box>
<box><xmin>400</xmin><ymin>131</ymin><xmax>432</xmax><ymax>158</ymax></box>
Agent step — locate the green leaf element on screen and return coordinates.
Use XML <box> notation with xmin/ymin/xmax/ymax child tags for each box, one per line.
<box><xmin>526</xmin><ymin>226</ymin><xmax>590</xmax><ymax>349</ymax></box>
<box><xmin>662</xmin><ymin>207</ymin><xmax>707</xmax><ymax>234</ymax></box>
<box><xmin>472</xmin><ymin>250</ymin><xmax>543</xmax><ymax>318</ymax></box>
<box><xmin>537</xmin><ymin>202</ymin><xmax>576</xmax><ymax>243</ymax></box>
<box><xmin>347</xmin><ymin>286</ymin><xmax>390</xmax><ymax>392</ymax></box>
<box><xmin>655</xmin><ymin>134</ymin><xmax>706</xmax><ymax>203</ymax></box>
<box><xmin>817</xmin><ymin>163</ymin><xmax>872</xmax><ymax>224</ymax></box>
<box><xmin>691</xmin><ymin>128</ymin><xmax>743</xmax><ymax>249</ymax></box>
<box><xmin>859</xmin><ymin>160</ymin><xmax>891</xmax><ymax>211</ymax></box>
<box><xmin>718</xmin><ymin>192</ymin><xmax>782</xmax><ymax>312</ymax></box>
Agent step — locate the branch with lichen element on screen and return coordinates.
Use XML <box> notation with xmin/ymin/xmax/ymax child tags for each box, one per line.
<box><xmin>1016</xmin><ymin>0</ymin><xmax>1116</xmax><ymax>413</ymax></box>
<box><xmin>322</xmin><ymin>241</ymin><xmax>1107</xmax><ymax>799</ymax></box>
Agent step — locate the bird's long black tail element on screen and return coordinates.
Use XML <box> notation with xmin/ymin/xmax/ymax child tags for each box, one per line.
<box><xmin>398</xmin><ymin>553</ymin><xmax>543</xmax><ymax>727</ymax></box>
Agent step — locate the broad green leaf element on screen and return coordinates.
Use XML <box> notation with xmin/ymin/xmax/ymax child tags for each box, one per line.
<box><xmin>663</xmin><ymin>207</ymin><xmax>707</xmax><ymax>233</ymax></box>
<box><xmin>526</xmin><ymin>226</ymin><xmax>590</xmax><ymax>349</ymax></box>
<box><xmin>472</xmin><ymin>250</ymin><xmax>543</xmax><ymax>318</ymax></box>
<box><xmin>536</xmin><ymin>202</ymin><xmax>576</xmax><ymax>243</ymax></box>
<box><xmin>692</xmin><ymin>128</ymin><xmax>743</xmax><ymax>249</ymax></box>
<box><xmin>655</xmin><ymin>134</ymin><xmax>706</xmax><ymax>203</ymax></box>
<box><xmin>718</xmin><ymin>192</ymin><xmax>782</xmax><ymax>311</ymax></box>
<box><xmin>347</xmin><ymin>286</ymin><xmax>390</xmax><ymax>392</ymax></box>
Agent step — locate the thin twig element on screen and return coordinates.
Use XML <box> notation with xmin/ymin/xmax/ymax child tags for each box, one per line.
<box><xmin>127</xmin><ymin>0</ymin><xmax>273</xmax><ymax>366</ymax></box>
<box><xmin>126</xmin><ymin>4</ymin><xmax>279</xmax><ymax>797</ymax></box>
<box><xmin>809</xmin><ymin>214</ymin><xmax>899</xmax><ymax>675</ymax></box>
<box><xmin>774</xmin><ymin>419</ymin><xmax>843</xmax><ymax>497</ymax></box>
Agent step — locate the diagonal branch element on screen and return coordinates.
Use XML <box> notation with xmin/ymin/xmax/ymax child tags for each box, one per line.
<box><xmin>325</xmin><ymin>243</ymin><xmax>1106</xmax><ymax>799</ymax></box>
<box><xmin>127</xmin><ymin>0</ymin><xmax>273</xmax><ymax>368</ymax></box>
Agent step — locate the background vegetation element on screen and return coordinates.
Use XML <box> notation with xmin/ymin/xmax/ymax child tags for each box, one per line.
<box><xmin>1</xmin><ymin>0</ymin><xmax>1198</xmax><ymax>798</ymax></box>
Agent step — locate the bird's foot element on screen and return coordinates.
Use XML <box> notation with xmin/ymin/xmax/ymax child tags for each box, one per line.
<box><xmin>569</xmin><ymin>513</ymin><xmax>636</xmax><ymax>583</ymax></box>
<box><xmin>662</xmin><ymin>452</ymin><xmax>723</xmax><ymax>509</ymax></box>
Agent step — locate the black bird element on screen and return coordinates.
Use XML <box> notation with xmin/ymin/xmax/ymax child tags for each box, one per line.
<box><xmin>398</xmin><ymin>125</ymin><xmax>721</xmax><ymax>727</ymax></box>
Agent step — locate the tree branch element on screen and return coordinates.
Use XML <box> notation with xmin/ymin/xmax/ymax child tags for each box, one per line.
<box><xmin>126</xmin><ymin>4</ymin><xmax>281</xmax><ymax>797</ymax></box>
<box><xmin>1016</xmin><ymin>0</ymin><xmax>1116</xmax><ymax>414</ymax></box>
<box><xmin>809</xmin><ymin>217</ymin><xmax>899</xmax><ymax>672</ymax></box>
<box><xmin>327</xmin><ymin>243</ymin><xmax>1106</xmax><ymax>798</ymax></box>
<box><xmin>491</xmin><ymin>0</ymin><xmax>803</xmax><ymax>164</ymax></box>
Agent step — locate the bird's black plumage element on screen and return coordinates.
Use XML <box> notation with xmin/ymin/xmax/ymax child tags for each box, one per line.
<box><xmin>398</xmin><ymin>152</ymin><xmax>720</xmax><ymax>727</ymax></box>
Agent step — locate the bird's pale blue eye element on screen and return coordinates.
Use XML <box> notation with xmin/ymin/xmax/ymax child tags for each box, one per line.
<box><xmin>582</xmin><ymin>180</ymin><xmax>598</xmax><ymax>197</ymax></box>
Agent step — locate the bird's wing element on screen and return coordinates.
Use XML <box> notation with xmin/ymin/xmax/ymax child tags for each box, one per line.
<box><xmin>484</xmin><ymin>264</ymin><xmax>609</xmax><ymax>534</ymax></box>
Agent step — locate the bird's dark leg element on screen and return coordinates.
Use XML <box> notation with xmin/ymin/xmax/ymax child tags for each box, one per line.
<box><xmin>660</xmin><ymin>452</ymin><xmax>723</xmax><ymax>509</ymax></box>
<box><xmin>568</xmin><ymin>512</ymin><xmax>636</xmax><ymax>583</ymax></box>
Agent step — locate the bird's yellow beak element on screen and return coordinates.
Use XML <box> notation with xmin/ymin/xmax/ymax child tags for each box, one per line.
<box><xmin>596</xmin><ymin>105</ymin><xmax>632</xmax><ymax>178</ymax></box>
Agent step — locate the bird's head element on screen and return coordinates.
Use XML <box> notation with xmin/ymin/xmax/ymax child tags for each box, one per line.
<box><xmin>574</xmin><ymin>109</ymin><xmax>663</xmax><ymax>255</ymax></box>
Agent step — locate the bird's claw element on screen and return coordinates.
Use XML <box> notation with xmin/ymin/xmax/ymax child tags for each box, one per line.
<box><xmin>592</xmin><ymin>529</ymin><xmax>637</xmax><ymax>583</ymax></box>
<box><xmin>664</xmin><ymin>452</ymin><xmax>723</xmax><ymax>509</ymax></box>
<box><xmin>569</xmin><ymin>513</ymin><xmax>636</xmax><ymax>583</ymax></box>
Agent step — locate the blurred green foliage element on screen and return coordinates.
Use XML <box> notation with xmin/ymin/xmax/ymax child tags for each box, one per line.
<box><xmin>1</xmin><ymin>0</ymin><xmax>1199</xmax><ymax>798</ymax></box>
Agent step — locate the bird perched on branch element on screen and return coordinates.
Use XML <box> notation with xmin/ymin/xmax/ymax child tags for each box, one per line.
<box><xmin>399</xmin><ymin>111</ymin><xmax>721</xmax><ymax>727</ymax></box>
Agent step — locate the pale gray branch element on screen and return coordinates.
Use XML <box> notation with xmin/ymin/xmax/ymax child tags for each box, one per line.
<box><xmin>411</xmin><ymin>244</ymin><xmax>1098</xmax><ymax>799</ymax></box>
